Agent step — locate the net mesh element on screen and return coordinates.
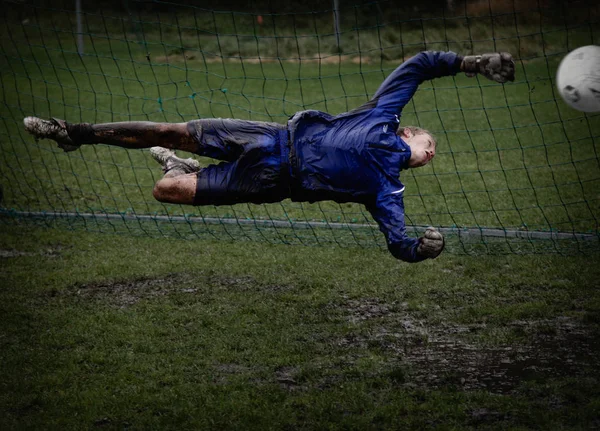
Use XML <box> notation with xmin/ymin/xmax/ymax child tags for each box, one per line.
<box><xmin>1</xmin><ymin>0</ymin><xmax>599</xmax><ymax>255</ymax></box>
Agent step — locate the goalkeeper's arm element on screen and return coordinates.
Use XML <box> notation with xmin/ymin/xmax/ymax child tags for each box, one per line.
<box><xmin>367</xmin><ymin>195</ymin><xmax>445</xmax><ymax>263</ymax></box>
<box><xmin>370</xmin><ymin>51</ymin><xmax>464</xmax><ymax>116</ymax></box>
<box><xmin>365</xmin><ymin>51</ymin><xmax>515</xmax><ymax>120</ymax></box>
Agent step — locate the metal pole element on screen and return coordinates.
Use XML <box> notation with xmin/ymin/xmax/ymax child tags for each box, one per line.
<box><xmin>333</xmin><ymin>0</ymin><xmax>341</xmax><ymax>53</ymax></box>
<box><xmin>76</xmin><ymin>0</ymin><xmax>84</xmax><ymax>55</ymax></box>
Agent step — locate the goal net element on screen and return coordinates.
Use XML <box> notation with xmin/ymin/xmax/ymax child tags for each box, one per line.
<box><xmin>1</xmin><ymin>0</ymin><xmax>599</xmax><ymax>255</ymax></box>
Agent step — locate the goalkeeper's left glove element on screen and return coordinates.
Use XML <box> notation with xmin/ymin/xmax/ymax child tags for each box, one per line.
<box><xmin>417</xmin><ymin>227</ymin><xmax>445</xmax><ymax>259</ymax></box>
<box><xmin>462</xmin><ymin>52</ymin><xmax>515</xmax><ymax>83</ymax></box>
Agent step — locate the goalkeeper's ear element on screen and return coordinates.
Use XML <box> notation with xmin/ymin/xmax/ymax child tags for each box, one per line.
<box><xmin>398</xmin><ymin>127</ymin><xmax>414</xmax><ymax>140</ymax></box>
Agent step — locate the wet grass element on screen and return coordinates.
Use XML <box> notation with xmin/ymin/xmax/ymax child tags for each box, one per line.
<box><xmin>1</xmin><ymin>224</ymin><xmax>600</xmax><ymax>429</ymax></box>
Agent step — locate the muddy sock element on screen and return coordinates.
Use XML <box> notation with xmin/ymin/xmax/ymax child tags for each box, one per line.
<box><xmin>65</xmin><ymin>122</ymin><xmax>96</xmax><ymax>145</ymax></box>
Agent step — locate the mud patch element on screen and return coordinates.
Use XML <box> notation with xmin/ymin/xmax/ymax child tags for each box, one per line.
<box><xmin>275</xmin><ymin>366</ymin><xmax>302</xmax><ymax>390</ymax></box>
<box><xmin>397</xmin><ymin>330</ymin><xmax>597</xmax><ymax>394</ymax></box>
<box><xmin>0</xmin><ymin>245</ymin><xmax>67</xmax><ymax>258</ymax></box>
<box><xmin>207</xmin><ymin>275</ymin><xmax>268</xmax><ymax>292</ymax></box>
<box><xmin>203</xmin><ymin>274</ymin><xmax>293</xmax><ymax>294</ymax></box>
<box><xmin>0</xmin><ymin>249</ymin><xmax>37</xmax><ymax>258</ymax></box>
<box><xmin>344</xmin><ymin>298</ymin><xmax>393</xmax><ymax>323</ymax></box>
<box><xmin>208</xmin><ymin>275</ymin><xmax>294</xmax><ymax>295</ymax></box>
<box><xmin>61</xmin><ymin>273</ymin><xmax>288</xmax><ymax>307</ymax></box>
<box><xmin>337</xmin><ymin>299</ymin><xmax>600</xmax><ymax>394</ymax></box>
<box><xmin>69</xmin><ymin>273</ymin><xmax>196</xmax><ymax>307</ymax></box>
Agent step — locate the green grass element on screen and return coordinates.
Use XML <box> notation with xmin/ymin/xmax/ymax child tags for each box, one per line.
<box><xmin>1</xmin><ymin>223</ymin><xmax>600</xmax><ymax>429</ymax></box>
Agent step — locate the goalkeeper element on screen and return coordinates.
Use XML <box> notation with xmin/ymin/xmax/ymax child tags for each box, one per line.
<box><xmin>23</xmin><ymin>51</ymin><xmax>514</xmax><ymax>263</ymax></box>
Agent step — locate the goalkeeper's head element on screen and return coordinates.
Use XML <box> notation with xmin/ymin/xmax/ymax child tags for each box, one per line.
<box><xmin>398</xmin><ymin>126</ymin><xmax>436</xmax><ymax>168</ymax></box>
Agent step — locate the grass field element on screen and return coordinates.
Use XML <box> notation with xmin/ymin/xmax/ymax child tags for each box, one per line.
<box><xmin>1</xmin><ymin>3</ymin><xmax>600</xmax><ymax>429</ymax></box>
<box><xmin>1</xmin><ymin>223</ymin><xmax>600</xmax><ymax>429</ymax></box>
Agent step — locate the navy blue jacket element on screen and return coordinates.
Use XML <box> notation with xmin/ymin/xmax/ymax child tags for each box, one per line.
<box><xmin>287</xmin><ymin>51</ymin><xmax>463</xmax><ymax>262</ymax></box>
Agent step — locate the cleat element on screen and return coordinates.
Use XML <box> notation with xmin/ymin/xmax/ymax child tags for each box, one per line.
<box><xmin>164</xmin><ymin>156</ymin><xmax>201</xmax><ymax>174</ymax></box>
<box><xmin>149</xmin><ymin>146</ymin><xmax>200</xmax><ymax>174</ymax></box>
<box><xmin>149</xmin><ymin>146</ymin><xmax>175</xmax><ymax>166</ymax></box>
<box><xmin>23</xmin><ymin>116</ymin><xmax>81</xmax><ymax>152</ymax></box>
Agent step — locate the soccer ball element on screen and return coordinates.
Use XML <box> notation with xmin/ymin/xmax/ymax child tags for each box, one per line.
<box><xmin>556</xmin><ymin>45</ymin><xmax>600</xmax><ymax>113</ymax></box>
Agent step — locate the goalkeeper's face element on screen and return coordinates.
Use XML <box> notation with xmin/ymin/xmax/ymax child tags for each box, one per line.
<box><xmin>403</xmin><ymin>129</ymin><xmax>436</xmax><ymax>168</ymax></box>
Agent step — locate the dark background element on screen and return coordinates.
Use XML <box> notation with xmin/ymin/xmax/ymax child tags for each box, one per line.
<box><xmin>8</xmin><ymin>0</ymin><xmax>588</xmax><ymax>16</ymax></box>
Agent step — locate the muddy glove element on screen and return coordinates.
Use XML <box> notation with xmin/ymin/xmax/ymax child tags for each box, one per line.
<box><xmin>462</xmin><ymin>52</ymin><xmax>515</xmax><ymax>83</ymax></box>
<box><xmin>417</xmin><ymin>227</ymin><xmax>445</xmax><ymax>259</ymax></box>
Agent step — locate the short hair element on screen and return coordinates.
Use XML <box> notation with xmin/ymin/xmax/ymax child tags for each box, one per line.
<box><xmin>397</xmin><ymin>126</ymin><xmax>437</xmax><ymax>147</ymax></box>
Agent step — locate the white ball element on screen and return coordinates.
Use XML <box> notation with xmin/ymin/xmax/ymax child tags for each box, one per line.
<box><xmin>556</xmin><ymin>45</ymin><xmax>600</xmax><ymax>113</ymax></box>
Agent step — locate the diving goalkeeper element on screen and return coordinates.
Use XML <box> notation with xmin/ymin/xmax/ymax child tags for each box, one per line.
<box><xmin>23</xmin><ymin>51</ymin><xmax>515</xmax><ymax>263</ymax></box>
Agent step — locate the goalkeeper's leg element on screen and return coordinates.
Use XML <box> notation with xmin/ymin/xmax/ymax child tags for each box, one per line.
<box><xmin>152</xmin><ymin>172</ymin><xmax>198</xmax><ymax>205</ymax></box>
<box><xmin>23</xmin><ymin>117</ymin><xmax>197</xmax><ymax>153</ymax></box>
<box><xmin>23</xmin><ymin>117</ymin><xmax>204</xmax><ymax>204</ymax></box>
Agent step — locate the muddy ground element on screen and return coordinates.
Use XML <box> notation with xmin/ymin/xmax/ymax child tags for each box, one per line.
<box><xmin>60</xmin><ymin>273</ymin><xmax>600</xmax><ymax>397</ymax></box>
